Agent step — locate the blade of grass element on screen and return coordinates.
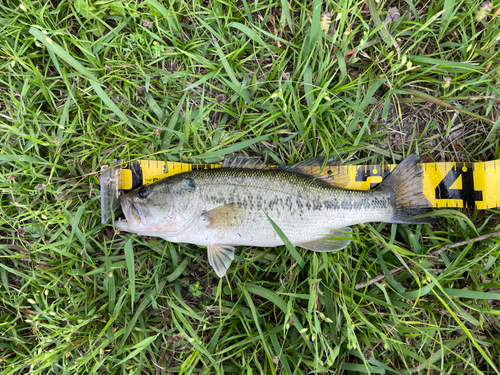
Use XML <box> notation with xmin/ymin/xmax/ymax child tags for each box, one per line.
<box><xmin>309</xmin><ymin>0</ymin><xmax>322</xmax><ymax>49</ymax></box>
<box><xmin>243</xmin><ymin>284</ymin><xmax>314</xmax><ymax>352</ymax></box>
<box><xmin>228</xmin><ymin>22</ymin><xmax>268</xmax><ymax>48</ymax></box>
<box><xmin>409</xmin><ymin>55</ymin><xmax>485</xmax><ymax>72</ymax></box>
<box><xmin>263</xmin><ymin>212</ymin><xmax>304</xmax><ymax>269</ymax></box>
<box><xmin>349</xmin><ymin>78</ymin><xmax>386</xmax><ymax>132</ymax></box>
<box><xmin>404</xmin><ymin>88</ymin><xmax>494</xmax><ymax>124</ymax></box>
<box><xmin>29</xmin><ymin>26</ymin><xmax>131</xmax><ymax>125</ymax></box>
<box><xmin>241</xmin><ymin>288</ymin><xmax>276</xmax><ymax>372</ymax></box>
<box><xmin>195</xmin><ymin>134</ymin><xmax>271</xmax><ymax>160</ymax></box>
<box><xmin>439</xmin><ymin>0</ymin><xmax>457</xmax><ymax>40</ymax></box>
<box><xmin>366</xmin><ymin>0</ymin><xmax>393</xmax><ymax>46</ymax></box>
<box><xmin>124</xmin><ymin>239</ymin><xmax>135</xmax><ymax>312</ymax></box>
<box><xmin>166</xmin><ymin>257</ymin><xmax>189</xmax><ymax>283</ymax></box>
<box><xmin>117</xmin><ymin>279</ymin><xmax>166</xmax><ymax>353</ymax></box>
<box><xmin>426</xmin><ymin>274</ymin><xmax>497</xmax><ymax>372</ymax></box>
<box><xmin>267</xmin><ymin>323</ymin><xmax>292</xmax><ymax>374</ymax></box>
<box><xmin>115</xmin><ymin>334</ymin><xmax>159</xmax><ymax>366</ymax></box>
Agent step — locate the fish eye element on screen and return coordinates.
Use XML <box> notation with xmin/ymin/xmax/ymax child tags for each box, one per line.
<box><xmin>138</xmin><ymin>186</ymin><xmax>149</xmax><ymax>198</ymax></box>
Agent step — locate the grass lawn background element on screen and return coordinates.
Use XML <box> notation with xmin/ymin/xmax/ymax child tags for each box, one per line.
<box><xmin>1</xmin><ymin>0</ymin><xmax>500</xmax><ymax>373</ymax></box>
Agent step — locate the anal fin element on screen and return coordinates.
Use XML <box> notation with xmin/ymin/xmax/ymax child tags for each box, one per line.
<box><xmin>208</xmin><ymin>245</ymin><xmax>235</xmax><ymax>277</ymax></box>
<box><xmin>298</xmin><ymin>227</ymin><xmax>352</xmax><ymax>252</ymax></box>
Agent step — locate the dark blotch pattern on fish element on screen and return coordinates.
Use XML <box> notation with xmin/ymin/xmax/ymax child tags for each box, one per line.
<box><xmin>257</xmin><ymin>198</ymin><xmax>263</xmax><ymax>210</ymax></box>
<box><xmin>324</xmin><ymin>199</ymin><xmax>339</xmax><ymax>210</ymax></box>
<box><xmin>195</xmin><ymin>168</ymin><xmax>393</xmax><ymax>228</ymax></box>
<box><xmin>313</xmin><ymin>201</ymin><xmax>322</xmax><ymax>210</ymax></box>
<box><xmin>340</xmin><ymin>200</ymin><xmax>351</xmax><ymax>210</ymax></box>
<box><xmin>347</xmin><ymin>198</ymin><xmax>366</xmax><ymax>210</ymax></box>
<box><xmin>296</xmin><ymin>199</ymin><xmax>304</xmax><ymax>209</ymax></box>
<box><xmin>371</xmin><ymin>196</ymin><xmax>389</xmax><ymax>209</ymax></box>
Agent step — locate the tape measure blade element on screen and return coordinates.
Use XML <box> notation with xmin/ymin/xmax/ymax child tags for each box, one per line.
<box><xmin>116</xmin><ymin>158</ymin><xmax>500</xmax><ymax>210</ymax></box>
<box><xmin>483</xmin><ymin>160</ymin><xmax>500</xmax><ymax>209</ymax></box>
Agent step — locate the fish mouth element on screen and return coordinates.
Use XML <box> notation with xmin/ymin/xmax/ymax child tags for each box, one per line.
<box><xmin>116</xmin><ymin>195</ymin><xmax>149</xmax><ymax>229</ymax></box>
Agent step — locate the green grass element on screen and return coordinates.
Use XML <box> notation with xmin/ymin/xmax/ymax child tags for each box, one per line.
<box><xmin>1</xmin><ymin>0</ymin><xmax>500</xmax><ymax>373</ymax></box>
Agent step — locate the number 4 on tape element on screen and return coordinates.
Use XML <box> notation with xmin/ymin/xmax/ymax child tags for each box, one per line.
<box><xmin>433</xmin><ymin>163</ymin><xmax>482</xmax><ymax>207</ymax></box>
<box><xmin>423</xmin><ymin>160</ymin><xmax>499</xmax><ymax>209</ymax></box>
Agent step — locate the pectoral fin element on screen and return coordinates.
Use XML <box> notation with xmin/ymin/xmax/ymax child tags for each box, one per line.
<box><xmin>298</xmin><ymin>227</ymin><xmax>352</xmax><ymax>252</ymax></box>
<box><xmin>208</xmin><ymin>245</ymin><xmax>235</xmax><ymax>277</ymax></box>
<box><xmin>203</xmin><ymin>203</ymin><xmax>245</xmax><ymax>229</ymax></box>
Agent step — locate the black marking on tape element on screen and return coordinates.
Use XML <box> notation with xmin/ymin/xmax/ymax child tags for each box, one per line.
<box><xmin>191</xmin><ymin>164</ymin><xmax>215</xmax><ymax>170</ymax></box>
<box><xmin>124</xmin><ymin>161</ymin><xmax>143</xmax><ymax>192</ymax></box>
<box><xmin>434</xmin><ymin>162</ymin><xmax>483</xmax><ymax>208</ymax></box>
<box><xmin>355</xmin><ymin>164</ymin><xmax>391</xmax><ymax>188</ymax></box>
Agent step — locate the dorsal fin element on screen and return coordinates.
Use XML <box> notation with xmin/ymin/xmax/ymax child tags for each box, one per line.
<box><xmin>279</xmin><ymin>156</ymin><xmax>350</xmax><ymax>187</ymax></box>
<box><xmin>222</xmin><ymin>155</ymin><xmax>270</xmax><ymax>169</ymax></box>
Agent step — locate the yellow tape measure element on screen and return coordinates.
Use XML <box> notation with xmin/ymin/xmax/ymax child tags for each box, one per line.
<box><xmin>120</xmin><ymin>159</ymin><xmax>500</xmax><ymax>210</ymax></box>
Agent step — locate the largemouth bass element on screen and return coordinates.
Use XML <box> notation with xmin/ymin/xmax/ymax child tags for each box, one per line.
<box><xmin>116</xmin><ymin>154</ymin><xmax>436</xmax><ymax>277</ymax></box>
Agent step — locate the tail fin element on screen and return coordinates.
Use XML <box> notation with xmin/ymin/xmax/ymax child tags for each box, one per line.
<box><xmin>378</xmin><ymin>154</ymin><xmax>438</xmax><ymax>224</ymax></box>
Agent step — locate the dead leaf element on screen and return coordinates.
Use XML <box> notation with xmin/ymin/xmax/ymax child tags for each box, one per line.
<box><xmin>488</xmin><ymin>4</ymin><xmax>500</xmax><ymax>22</ymax></box>
<box><xmin>385</xmin><ymin>6</ymin><xmax>401</xmax><ymax>23</ymax></box>
<box><xmin>269</xmin><ymin>14</ymin><xmax>281</xmax><ymax>47</ymax></box>
<box><xmin>346</xmin><ymin>48</ymin><xmax>357</xmax><ymax>56</ymax></box>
